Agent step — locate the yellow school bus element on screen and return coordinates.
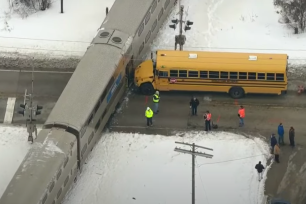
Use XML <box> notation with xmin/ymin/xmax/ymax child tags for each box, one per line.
<box><xmin>134</xmin><ymin>50</ymin><xmax>288</xmax><ymax>98</ymax></box>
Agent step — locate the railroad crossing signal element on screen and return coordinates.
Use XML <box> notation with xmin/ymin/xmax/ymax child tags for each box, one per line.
<box><xmin>169</xmin><ymin>19</ymin><xmax>179</xmax><ymax>30</ymax></box>
<box><xmin>35</xmin><ymin>105</ymin><xmax>43</xmax><ymax>116</ymax></box>
<box><xmin>18</xmin><ymin>104</ymin><xmax>27</xmax><ymax>116</ymax></box>
<box><xmin>184</xmin><ymin>20</ymin><xmax>193</xmax><ymax>32</ymax></box>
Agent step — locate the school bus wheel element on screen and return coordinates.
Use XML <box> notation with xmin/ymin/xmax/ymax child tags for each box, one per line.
<box><xmin>140</xmin><ymin>82</ymin><xmax>155</xmax><ymax>96</ymax></box>
<box><xmin>229</xmin><ymin>87</ymin><xmax>245</xmax><ymax>99</ymax></box>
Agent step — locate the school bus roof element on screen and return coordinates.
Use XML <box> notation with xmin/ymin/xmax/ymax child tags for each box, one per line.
<box><xmin>156</xmin><ymin>50</ymin><xmax>288</xmax><ymax>72</ymax></box>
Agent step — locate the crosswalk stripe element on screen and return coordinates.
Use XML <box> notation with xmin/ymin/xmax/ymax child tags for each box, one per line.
<box><xmin>4</xmin><ymin>97</ymin><xmax>16</xmax><ymax>124</ymax></box>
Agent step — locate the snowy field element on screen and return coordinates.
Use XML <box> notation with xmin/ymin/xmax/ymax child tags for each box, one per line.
<box><xmin>0</xmin><ymin>125</ymin><xmax>41</xmax><ymax>197</ymax></box>
<box><xmin>62</xmin><ymin>131</ymin><xmax>271</xmax><ymax>204</ymax></box>
<box><xmin>0</xmin><ymin>0</ymin><xmax>114</xmax><ymax>58</ymax></box>
<box><xmin>151</xmin><ymin>0</ymin><xmax>306</xmax><ymax>69</ymax></box>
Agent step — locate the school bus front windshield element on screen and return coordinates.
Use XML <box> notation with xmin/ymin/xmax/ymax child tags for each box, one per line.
<box><xmin>134</xmin><ymin>50</ymin><xmax>288</xmax><ymax>99</ymax></box>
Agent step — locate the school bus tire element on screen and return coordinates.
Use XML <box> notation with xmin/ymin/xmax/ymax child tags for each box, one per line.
<box><xmin>229</xmin><ymin>87</ymin><xmax>245</xmax><ymax>99</ymax></box>
<box><xmin>140</xmin><ymin>82</ymin><xmax>155</xmax><ymax>96</ymax></box>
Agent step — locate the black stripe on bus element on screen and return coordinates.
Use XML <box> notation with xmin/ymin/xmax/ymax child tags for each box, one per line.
<box><xmin>171</xmin><ymin>82</ymin><xmax>286</xmax><ymax>88</ymax></box>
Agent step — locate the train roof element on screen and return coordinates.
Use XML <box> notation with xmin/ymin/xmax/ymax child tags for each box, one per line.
<box><xmin>101</xmin><ymin>0</ymin><xmax>155</xmax><ymax>36</ymax></box>
<box><xmin>0</xmin><ymin>129</ymin><xmax>76</xmax><ymax>204</ymax></box>
<box><xmin>156</xmin><ymin>50</ymin><xmax>288</xmax><ymax>72</ymax></box>
<box><xmin>46</xmin><ymin>45</ymin><xmax>122</xmax><ymax>131</ymax></box>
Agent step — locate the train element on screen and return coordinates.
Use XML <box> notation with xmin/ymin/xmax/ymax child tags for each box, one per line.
<box><xmin>0</xmin><ymin>0</ymin><xmax>177</xmax><ymax>203</ymax></box>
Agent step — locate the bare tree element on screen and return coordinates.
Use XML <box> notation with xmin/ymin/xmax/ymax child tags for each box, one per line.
<box><xmin>275</xmin><ymin>0</ymin><xmax>306</xmax><ymax>32</ymax></box>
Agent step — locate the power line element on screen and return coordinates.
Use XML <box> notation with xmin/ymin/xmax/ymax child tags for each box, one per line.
<box><xmin>0</xmin><ymin>36</ymin><xmax>91</xmax><ymax>43</ymax></box>
<box><xmin>196</xmin><ymin>153</ymin><xmax>266</xmax><ymax>167</ymax></box>
<box><xmin>195</xmin><ymin>158</ymin><xmax>210</xmax><ymax>204</ymax></box>
<box><xmin>0</xmin><ymin>45</ymin><xmax>85</xmax><ymax>53</ymax></box>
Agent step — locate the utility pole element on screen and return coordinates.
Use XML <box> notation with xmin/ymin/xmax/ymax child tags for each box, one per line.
<box><xmin>169</xmin><ymin>4</ymin><xmax>194</xmax><ymax>51</ymax></box>
<box><xmin>17</xmin><ymin>67</ymin><xmax>43</xmax><ymax>144</ymax></box>
<box><xmin>174</xmin><ymin>141</ymin><xmax>213</xmax><ymax>204</ymax></box>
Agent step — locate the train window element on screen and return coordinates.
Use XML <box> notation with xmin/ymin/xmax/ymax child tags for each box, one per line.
<box><xmin>257</xmin><ymin>73</ymin><xmax>265</xmax><ymax>80</ymax></box>
<box><xmin>138</xmin><ymin>23</ymin><xmax>144</xmax><ymax>36</ymax></box>
<box><xmin>158</xmin><ymin>8</ymin><xmax>164</xmax><ymax>21</ymax></box>
<box><xmin>151</xmin><ymin>19</ymin><xmax>157</xmax><ymax>31</ymax></box>
<box><xmin>42</xmin><ymin>194</ymin><xmax>47</xmax><ymax>204</ymax></box>
<box><xmin>100</xmin><ymin>90</ymin><xmax>107</xmax><ymax>102</ymax></box>
<box><xmin>145</xmin><ymin>11</ymin><xmax>151</xmax><ymax>25</ymax></box>
<box><xmin>151</xmin><ymin>0</ymin><xmax>157</xmax><ymax>13</ymax></box>
<box><xmin>267</xmin><ymin>73</ymin><xmax>275</xmax><ymax>80</ymax></box>
<box><xmin>102</xmin><ymin>109</ymin><xmax>107</xmax><ymax>119</ymax></box>
<box><xmin>179</xmin><ymin>70</ymin><xmax>187</xmax><ymax>78</ymax></box>
<box><xmin>64</xmin><ymin>157</ymin><xmax>69</xmax><ymax>168</ymax></box>
<box><xmin>87</xmin><ymin>113</ymin><xmax>93</xmax><ymax>125</ymax></box>
<box><xmin>88</xmin><ymin>132</ymin><xmax>94</xmax><ymax>144</ymax></box>
<box><xmin>81</xmin><ymin>144</ymin><xmax>87</xmax><ymax>157</ymax></box>
<box><xmin>145</xmin><ymin>31</ymin><xmax>151</xmax><ymax>43</ymax></box>
<box><xmin>238</xmin><ymin>72</ymin><xmax>247</xmax><ymax>80</ymax></box>
<box><xmin>164</xmin><ymin>0</ymin><xmax>170</xmax><ymax>9</ymax></box>
<box><xmin>94</xmin><ymin>101</ymin><xmax>100</xmax><ymax>113</ymax></box>
<box><xmin>64</xmin><ymin>175</ymin><xmax>69</xmax><ymax>187</ymax></box>
<box><xmin>57</xmin><ymin>169</ymin><xmax>62</xmax><ymax>180</ymax></box>
<box><xmin>188</xmin><ymin>71</ymin><xmax>199</xmax><ymax>78</ymax></box>
<box><xmin>57</xmin><ymin>188</ymin><xmax>62</xmax><ymax>199</ymax></box>
<box><xmin>276</xmin><ymin>73</ymin><xmax>284</xmax><ymax>81</ymax></box>
<box><xmin>80</xmin><ymin>126</ymin><xmax>86</xmax><ymax>138</ymax></box>
<box><xmin>200</xmin><ymin>71</ymin><xmax>208</xmax><ymax>78</ymax></box>
<box><xmin>49</xmin><ymin>181</ymin><xmax>55</xmax><ymax>192</ymax></box>
<box><xmin>158</xmin><ymin>71</ymin><xmax>168</xmax><ymax>77</ymax></box>
<box><xmin>170</xmin><ymin>70</ymin><xmax>178</xmax><ymax>77</ymax></box>
<box><xmin>95</xmin><ymin>119</ymin><xmax>101</xmax><ymax>131</ymax></box>
<box><xmin>138</xmin><ymin>42</ymin><xmax>144</xmax><ymax>55</ymax></box>
<box><xmin>247</xmin><ymin>72</ymin><xmax>256</xmax><ymax>80</ymax></box>
<box><xmin>230</xmin><ymin>72</ymin><xmax>237</xmax><ymax>79</ymax></box>
<box><xmin>220</xmin><ymin>71</ymin><xmax>228</xmax><ymax>79</ymax></box>
<box><xmin>209</xmin><ymin>71</ymin><xmax>219</xmax><ymax>79</ymax></box>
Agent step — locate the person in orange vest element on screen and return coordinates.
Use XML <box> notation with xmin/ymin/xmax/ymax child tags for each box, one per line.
<box><xmin>204</xmin><ymin>110</ymin><xmax>212</xmax><ymax>131</ymax></box>
<box><xmin>238</xmin><ymin>105</ymin><xmax>245</xmax><ymax>127</ymax></box>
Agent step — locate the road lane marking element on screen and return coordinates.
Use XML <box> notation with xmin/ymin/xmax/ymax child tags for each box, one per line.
<box><xmin>0</xmin><ymin>69</ymin><xmax>73</xmax><ymax>74</ymax></box>
<box><xmin>4</xmin><ymin>97</ymin><xmax>16</xmax><ymax>124</ymax></box>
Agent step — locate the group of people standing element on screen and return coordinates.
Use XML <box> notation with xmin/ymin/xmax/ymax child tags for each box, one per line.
<box><xmin>270</xmin><ymin>124</ymin><xmax>295</xmax><ymax>163</ymax></box>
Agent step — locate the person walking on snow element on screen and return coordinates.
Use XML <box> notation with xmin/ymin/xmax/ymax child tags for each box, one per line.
<box><xmin>274</xmin><ymin>144</ymin><xmax>280</xmax><ymax>163</ymax></box>
<box><xmin>145</xmin><ymin>107</ymin><xmax>154</xmax><ymax>127</ymax></box>
<box><xmin>278</xmin><ymin>123</ymin><xmax>284</xmax><ymax>145</ymax></box>
<box><xmin>153</xmin><ymin>91</ymin><xmax>160</xmax><ymax>114</ymax></box>
<box><xmin>255</xmin><ymin>161</ymin><xmax>265</xmax><ymax>181</ymax></box>
<box><xmin>289</xmin><ymin>127</ymin><xmax>295</xmax><ymax>148</ymax></box>
<box><xmin>238</xmin><ymin>106</ymin><xmax>245</xmax><ymax>127</ymax></box>
<box><xmin>189</xmin><ymin>97</ymin><xmax>199</xmax><ymax>116</ymax></box>
<box><xmin>270</xmin><ymin>134</ymin><xmax>277</xmax><ymax>154</ymax></box>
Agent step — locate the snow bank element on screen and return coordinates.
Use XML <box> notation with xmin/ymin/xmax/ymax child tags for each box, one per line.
<box><xmin>62</xmin><ymin>131</ymin><xmax>270</xmax><ymax>204</ymax></box>
<box><xmin>0</xmin><ymin>125</ymin><xmax>41</xmax><ymax>197</ymax></box>
<box><xmin>0</xmin><ymin>0</ymin><xmax>114</xmax><ymax>69</ymax></box>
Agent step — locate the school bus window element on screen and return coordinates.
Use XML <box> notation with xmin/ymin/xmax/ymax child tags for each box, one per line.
<box><xmin>257</xmin><ymin>73</ymin><xmax>265</xmax><ymax>80</ymax></box>
<box><xmin>188</xmin><ymin>71</ymin><xmax>199</xmax><ymax>78</ymax></box>
<box><xmin>276</xmin><ymin>73</ymin><xmax>284</xmax><ymax>81</ymax></box>
<box><xmin>267</xmin><ymin>73</ymin><xmax>275</xmax><ymax>80</ymax></box>
<box><xmin>159</xmin><ymin>71</ymin><xmax>168</xmax><ymax>77</ymax></box>
<box><xmin>220</xmin><ymin>71</ymin><xmax>228</xmax><ymax>79</ymax></box>
<box><xmin>200</xmin><ymin>71</ymin><xmax>208</xmax><ymax>78</ymax></box>
<box><xmin>179</xmin><ymin>70</ymin><xmax>187</xmax><ymax>78</ymax></box>
<box><xmin>239</xmin><ymin>72</ymin><xmax>247</xmax><ymax>80</ymax></box>
<box><xmin>209</xmin><ymin>71</ymin><xmax>219</xmax><ymax>79</ymax></box>
<box><xmin>248</xmin><ymin>72</ymin><xmax>256</xmax><ymax>80</ymax></box>
<box><xmin>230</xmin><ymin>72</ymin><xmax>237</xmax><ymax>79</ymax></box>
<box><xmin>170</xmin><ymin>70</ymin><xmax>178</xmax><ymax>77</ymax></box>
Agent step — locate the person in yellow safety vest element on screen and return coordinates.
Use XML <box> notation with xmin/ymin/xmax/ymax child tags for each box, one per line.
<box><xmin>153</xmin><ymin>91</ymin><xmax>160</xmax><ymax>114</ymax></box>
<box><xmin>203</xmin><ymin>110</ymin><xmax>212</xmax><ymax>131</ymax></box>
<box><xmin>145</xmin><ymin>107</ymin><xmax>154</xmax><ymax>127</ymax></box>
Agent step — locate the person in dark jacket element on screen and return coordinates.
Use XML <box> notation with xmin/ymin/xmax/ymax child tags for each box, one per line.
<box><xmin>189</xmin><ymin>97</ymin><xmax>199</xmax><ymax>116</ymax></box>
<box><xmin>278</xmin><ymin>123</ymin><xmax>284</xmax><ymax>145</ymax></box>
<box><xmin>289</xmin><ymin>127</ymin><xmax>295</xmax><ymax>148</ymax></box>
<box><xmin>270</xmin><ymin>134</ymin><xmax>277</xmax><ymax>154</ymax></box>
<box><xmin>255</xmin><ymin>161</ymin><xmax>265</xmax><ymax>181</ymax></box>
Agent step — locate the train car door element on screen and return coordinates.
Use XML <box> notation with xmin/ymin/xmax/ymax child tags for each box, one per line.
<box><xmin>125</xmin><ymin>56</ymin><xmax>134</xmax><ymax>87</ymax></box>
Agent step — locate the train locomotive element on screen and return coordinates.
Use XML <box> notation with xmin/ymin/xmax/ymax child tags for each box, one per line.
<box><xmin>0</xmin><ymin>0</ymin><xmax>176</xmax><ymax>203</ymax></box>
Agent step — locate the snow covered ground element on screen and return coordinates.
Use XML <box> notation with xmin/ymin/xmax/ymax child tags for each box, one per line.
<box><xmin>62</xmin><ymin>131</ymin><xmax>271</xmax><ymax>204</ymax></box>
<box><xmin>0</xmin><ymin>125</ymin><xmax>41</xmax><ymax>197</ymax></box>
<box><xmin>0</xmin><ymin>0</ymin><xmax>114</xmax><ymax>58</ymax></box>
<box><xmin>152</xmin><ymin>0</ymin><xmax>306</xmax><ymax>69</ymax></box>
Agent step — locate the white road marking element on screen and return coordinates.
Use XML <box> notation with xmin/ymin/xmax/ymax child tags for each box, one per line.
<box><xmin>0</xmin><ymin>69</ymin><xmax>73</xmax><ymax>74</ymax></box>
<box><xmin>4</xmin><ymin>97</ymin><xmax>16</xmax><ymax>124</ymax></box>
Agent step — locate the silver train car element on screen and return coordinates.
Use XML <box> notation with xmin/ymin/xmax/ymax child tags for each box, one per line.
<box><xmin>0</xmin><ymin>0</ymin><xmax>176</xmax><ymax>204</ymax></box>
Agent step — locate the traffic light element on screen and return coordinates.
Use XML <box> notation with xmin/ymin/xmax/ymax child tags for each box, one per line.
<box><xmin>169</xmin><ymin>19</ymin><xmax>178</xmax><ymax>30</ymax></box>
<box><xmin>35</xmin><ymin>105</ymin><xmax>43</xmax><ymax>116</ymax></box>
<box><xmin>18</xmin><ymin>104</ymin><xmax>26</xmax><ymax>116</ymax></box>
<box><xmin>184</xmin><ymin>20</ymin><xmax>194</xmax><ymax>32</ymax></box>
